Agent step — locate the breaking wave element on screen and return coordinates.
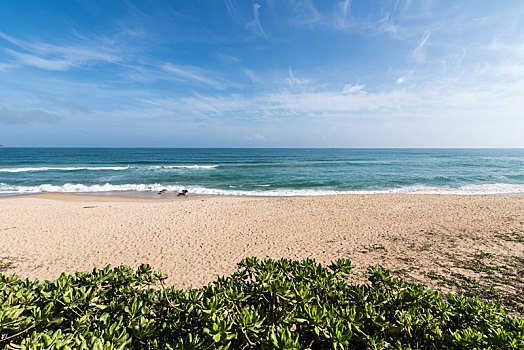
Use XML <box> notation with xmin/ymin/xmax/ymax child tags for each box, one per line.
<box><xmin>0</xmin><ymin>165</ymin><xmax>218</xmax><ymax>172</ymax></box>
<box><xmin>1</xmin><ymin>183</ymin><xmax>523</xmax><ymax>196</ymax></box>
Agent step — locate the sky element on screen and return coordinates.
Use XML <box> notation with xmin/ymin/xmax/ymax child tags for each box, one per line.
<box><xmin>0</xmin><ymin>0</ymin><xmax>523</xmax><ymax>147</ymax></box>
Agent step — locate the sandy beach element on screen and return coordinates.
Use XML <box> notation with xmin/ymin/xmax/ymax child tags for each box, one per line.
<box><xmin>1</xmin><ymin>194</ymin><xmax>523</xmax><ymax>301</ymax></box>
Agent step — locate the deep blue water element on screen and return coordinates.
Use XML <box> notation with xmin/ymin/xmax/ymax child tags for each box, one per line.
<box><xmin>0</xmin><ymin>148</ymin><xmax>523</xmax><ymax>195</ymax></box>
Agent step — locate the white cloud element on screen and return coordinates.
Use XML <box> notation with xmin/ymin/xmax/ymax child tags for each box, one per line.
<box><xmin>0</xmin><ymin>31</ymin><xmax>120</xmax><ymax>71</ymax></box>
<box><xmin>5</xmin><ymin>49</ymin><xmax>73</xmax><ymax>71</ymax></box>
<box><xmin>246</xmin><ymin>3</ymin><xmax>267</xmax><ymax>38</ymax></box>
<box><xmin>0</xmin><ymin>105</ymin><xmax>62</xmax><ymax>124</ymax></box>
<box><xmin>337</xmin><ymin>0</ymin><xmax>352</xmax><ymax>29</ymax></box>
<box><xmin>342</xmin><ymin>84</ymin><xmax>364</xmax><ymax>93</ymax></box>
<box><xmin>410</xmin><ymin>29</ymin><xmax>432</xmax><ymax>62</ymax></box>
<box><xmin>162</xmin><ymin>63</ymin><xmax>228</xmax><ymax>90</ymax></box>
<box><xmin>286</xmin><ymin>67</ymin><xmax>313</xmax><ymax>88</ymax></box>
<box><xmin>225</xmin><ymin>0</ymin><xmax>241</xmax><ymax>24</ymax></box>
<box><xmin>0</xmin><ymin>62</ymin><xmax>15</xmax><ymax>71</ymax></box>
<box><xmin>243</xmin><ymin>68</ymin><xmax>261</xmax><ymax>85</ymax></box>
<box><xmin>396</xmin><ymin>76</ymin><xmax>406</xmax><ymax>84</ymax></box>
<box><xmin>244</xmin><ymin>132</ymin><xmax>265</xmax><ymax>141</ymax></box>
<box><xmin>287</xmin><ymin>0</ymin><xmax>322</xmax><ymax>26</ymax></box>
<box><xmin>330</xmin><ymin>0</ymin><xmax>406</xmax><ymax>36</ymax></box>
<box><xmin>107</xmin><ymin>60</ymin><xmax>524</xmax><ymax>124</ymax></box>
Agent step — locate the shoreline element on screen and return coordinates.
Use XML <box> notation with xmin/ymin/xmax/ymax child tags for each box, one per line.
<box><xmin>1</xmin><ymin>190</ymin><xmax>524</xmax><ymax>201</ymax></box>
<box><xmin>0</xmin><ymin>191</ymin><xmax>215</xmax><ymax>201</ymax></box>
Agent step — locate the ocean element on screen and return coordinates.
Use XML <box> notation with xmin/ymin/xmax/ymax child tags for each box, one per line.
<box><xmin>1</xmin><ymin>148</ymin><xmax>523</xmax><ymax>196</ymax></box>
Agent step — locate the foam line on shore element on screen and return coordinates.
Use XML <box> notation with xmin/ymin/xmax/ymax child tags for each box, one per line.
<box><xmin>1</xmin><ymin>182</ymin><xmax>524</xmax><ymax>196</ymax></box>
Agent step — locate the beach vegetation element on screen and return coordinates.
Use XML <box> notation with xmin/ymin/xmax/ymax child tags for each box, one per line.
<box><xmin>1</xmin><ymin>258</ymin><xmax>523</xmax><ymax>349</ymax></box>
<box><xmin>0</xmin><ymin>258</ymin><xmax>17</xmax><ymax>273</ymax></box>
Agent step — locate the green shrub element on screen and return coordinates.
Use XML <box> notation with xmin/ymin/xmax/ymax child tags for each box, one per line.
<box><xmin>1</xmin><ymin>258</ymin><xmax>522</xmax><ymax>349</ymax></box>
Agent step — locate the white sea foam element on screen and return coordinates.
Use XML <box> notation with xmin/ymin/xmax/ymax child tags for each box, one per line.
<box><xmin>1</xmin><ymin>183</ymin><xmax>523</xmax><ymax>196</ymax></box>
<box><xmin>0</xmin><ymin>166</ymin><xmax>131</xmax><ymax>172</ymax></box>
<box><xmin>159</xmin><ymin>165</ymin><xmax>218</xmax><ymax>169</ymax></box>
<box><xmin>386</xmin><ymin>184</ymin><xmax>524</xmax><ymax>195</ymax></box>
<box><xmin>0</xmin><ymin>165</ymin><xmax>218</xmax><ymax>172</ymax></box>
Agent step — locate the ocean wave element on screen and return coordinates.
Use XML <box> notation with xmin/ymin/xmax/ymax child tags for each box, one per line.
<box><xmin>0</xmin><ymin>165</ymin><xmax>218</xmax><ymax>172</ymax></box>
<box><xmin>158</xmin><ymin>165</ymin><xmax>218</xmax><ymax>169</ymax></box>
<box><xmin>0</xmin><ymin>166</ymin><xmax>130</xmax><ymax>172</ymax></box>
<box><xmin>1</xmin><ymin>183</ymin><xmax>523</xmax><ymax>196</ymax></box>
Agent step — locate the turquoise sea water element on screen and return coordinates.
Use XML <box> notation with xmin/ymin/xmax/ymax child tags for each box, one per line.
<box><xmin>0</xmin><ymin>148</ymin><xmax>523</xmax><ymax>196</ymax></box>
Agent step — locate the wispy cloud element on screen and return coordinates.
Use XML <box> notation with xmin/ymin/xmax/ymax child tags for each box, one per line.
<box><xmin>105</xmin><ymin>59</ymin><xmax>524</xmax><ymax>124</ymax></box>
<box><xmin>410</xmin><ymin>29</ymin><xmax>432</xmax><ymax>62</ymax></box>
<box><xmin>331</xmin><ymin>0</ymin><xmax>404</xmax><ymax>36</ymax></box>
<box><xmin>287</xmin><ymin>0</ymin><xmax>322</xmax><ymax>26</ymax></box>
<box><xmin>336</xmin><ymin>0</ymin><xmax>352</xmax><ymax>29</ymax></box>
<box><xmin>4</xmin><ymin>49</ymin><xmax>74</xmax><ymax>71</ymax></box>
<box><xmin>342</xmin><ymin>83</ymin><xmax>364</xmax><ymax>94</ymax></box>
<box><xmin>0</xmin><ymin>105</ymin><xmax>62</xmax><ymax>124</ymax></box>
<box><xmin>0</xmin><ymin>62</ymin><xmax>15</xmax><ymax>71</ymax></box>
<box><xmin>38</xmin><ymin>97</ymin><xmax>90</xmax><ymax>114</ymax></box>
<box><xmin>0</xmin><ymin>31</ymin><xmax>120</xmax><ymax>71</ymax></box>
<box><xmin>225</xmin><ymin>0</ymin><xmax>241</xmax><ymax>24</ymax></box>
<box><xmin>161</xmin><ymin>63</ymin><xmax>229</xmax><ymax>90</ymax></box>
<box><xmin>286</xmin><ymin>67</ymin><xmax>313</xmax><ymax>88</ymax></box>
<box><xmin>246</xmin><ymin>3</ymin><xmax>267</xmax><ymax>38</ymax></box>
<box><xmin>1</xmin><ymin>0</ymin><xmax>523</xmax><ymax>146</ymax></box>
<box><xmin>243</xmin><ymin>68</ymin><xmax>261</xmax><ymax>85</ymax></box>
<box><xmin>244</xmin><ymin>132</ymin><xmax>265</xmax><ymax>141</ymax></box>
<box><xmin>216</xmin><ymin>53</ymin><xmax>241</xmax><ymax>65</ymax></box>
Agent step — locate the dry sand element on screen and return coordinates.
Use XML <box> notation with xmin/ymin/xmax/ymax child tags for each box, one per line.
<box><xmin>0</xmin><ymin>194</ymin><xmax>523</xmax><ymax>299</ymax></box>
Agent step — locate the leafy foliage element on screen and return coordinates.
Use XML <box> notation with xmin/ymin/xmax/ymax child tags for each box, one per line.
<box><xmin>1</xmin><ymin>258</ymin><xmax>522</xmax><ymax>349</ymax></box>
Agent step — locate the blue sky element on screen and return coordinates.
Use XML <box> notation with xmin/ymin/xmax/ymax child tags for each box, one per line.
<box><xmin>0</xmin><ymin>0</ymin><xmax>523</xmax><ymax>147</ymax></box>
